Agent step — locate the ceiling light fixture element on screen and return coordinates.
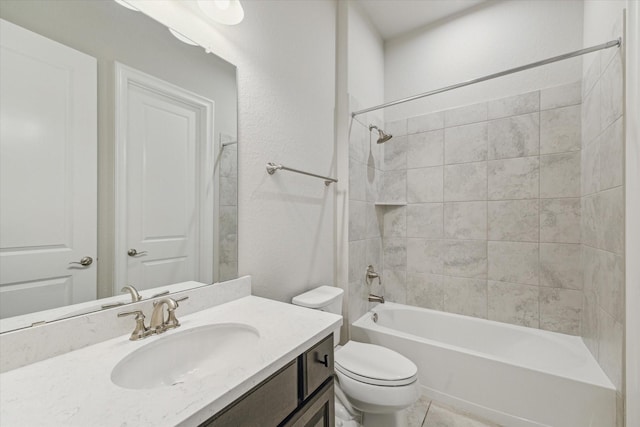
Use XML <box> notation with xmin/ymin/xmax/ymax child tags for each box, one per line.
<box><xmin>197</xmin><ymin>0</ymin><xmax>244</xmax><ymax>25</ymax></box>
<box><xmin>168</xmin><ymin>28</ymin><xmax>199</xmax><ymax>46</ymax></box>
<box><xmin>113</xmin><ymin>0</ymin><xmax>139</xmax><ymax>12</ymax></box>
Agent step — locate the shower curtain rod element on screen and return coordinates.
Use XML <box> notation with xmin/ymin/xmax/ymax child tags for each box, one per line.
<box><xmin>351</xmin><ymin>38</ymin><xmax>621</xmax><ymax>117</ymax></box>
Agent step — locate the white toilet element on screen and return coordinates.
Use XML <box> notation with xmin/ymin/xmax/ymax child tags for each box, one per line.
<box><xmin>292</xmin><ymin>286</ymin><xmax>420</xmax><ymax>427</ymax></box>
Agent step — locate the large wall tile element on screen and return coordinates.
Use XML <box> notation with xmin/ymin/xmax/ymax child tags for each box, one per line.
<box><xmin>407</xmin><ymin>130</ymin><xmax>444</xmax><ymax>168</ymax></box>
<box><xmin>443</xmin><ymin>240</ymin><xmax>487</xmax><ymax>279</ymax></box>
<box><xmin>365</xmin><ymin>203</ymin><xmax>382</xmax><ymax>239</ymax></box>
<box><xmin>366</xmin><ymin>238</ymin><xmax>383</xmax><ymax>269</ymax></box>
<box><xmin>406</xmin><ymin>273</ymin><xmax>444</xmax><ymax>310</ymax></box>
<box><xmin>539</xmin><ymin>243</ymin><xmax>582</xmax><ymax>290</ymax></box>
<box><xmin>349</xmin><ymin>240</ymin><xmax>366</xmax><ymax>284</ymax></box>
<box><xmin>488</xmin><ymin>281</ymin><xmax>539</xmax><ymax>327</ymax></box>
<box><xmin>540</xmin><ymin>287</ymin><xmax>582</xmax><ymax>335</ymax></box>
<box><xmin>582</xmin><ymin>290</ymin><xmax>599</xmax><ymax>358</ymax></box>
<box><xmin>349</xmin><ymin>157</ymin><xmax>367</xmax><ymax>201</ymax></box>
<box><xmin>444</xmin><ymin>201</ymin><xmax>487</xmax><ymax>240</ymax></box>
<box><xmin>349</xmin><ymin>121</ymin><xmax>368</xmax><ymax>164</ymax></box>
<box><xmin>540</xmin><ymin>105</ymin><xmax>581</xmax><ymax>154</ymax></box>
<box><xmin>408</xmin><ymin>112</ymin><xmax>444</xmax><ymax>134</ymax></box>
<box><xmin>600</xmin><ymin>51</ymin><xmax>623</xmax><ymax>130</ymax></box>
<box><xmin>406</xmin><ymin>238</ymin><xmax>442</xmax><ymax>274</ymax></box>
<box><xmin>444</xmin><ymin>161</ymin><xmax>487</xmax><ymax>201</ymax></box>
<box><xmin>385</xmin><ymin>118</ymin><xmax>408</xmax><ymax>138</ymax></box>
<box><xmin>444</xmin><ymin>102</ymin><xmax>488</xmax><ymax>127</ymax></box>
<box><xmin>597</xmin><ymin>308</ymin><xmax>623</xmax><ymax>390</ymax></box>
<box><xmin>349</xmin><ymin>200</ymin><xmax>367</xmax><ymax>241</ymax></box>
<box><xmin>582</xmin><ymin>52</ymin><xmax>601</xmax><ymax>97</ymax></box>
<box><xmin>444</xmin><ymin>122</ymin><xmax>488</xmax><ymax>164</ymax></box>
<box><xmin>383</xmin><ymin>237</ymin><xmax>407</xmax><ymax>269</ymax></box>
<box><xmin>581</xmin><ymin>195</ymin><xmax>598</xmax><ymax>247</ymax></box>
<box><xmin>487</xmin><ymin>91</ymin><xmax>539</xmax><ymax>119</ymax></box>
<box><xmin>384</xmin><ymin>135</ymin><xmax>407</xmax><ymax>171</ymax></box>
<box><xmin>594</xmin><ymin>249</ymin><xmax>624</xmax><ymax>323</ymax></box>
<box><xmin>540</xmin><ymin>198</ymin><xmax>581</xmax><ymax>243</ymax></box>
<box><xmin>383</xmin><ymin>206</ymin><xmax>406</xmax><ymax>237</ymax></box>
<box><xmin>540</xmin><ymin>152</ymin><xmax>581</xmax><ymax>198</ymax></box>
<box><xmin>488</xmin><ymin>157</ymin><xmax>539</xmax><ymax>200</ymax></box>
<box><xmin>381</xmin><ymin>170</ymin><xmax>407</xmax><ymax>203</ymax></box>
<box><xmin>488</xmin><ymin>241</ymin><xmax>538</xmax><ymax>285</ymax></box>
<box><xmin>581</xmin><ymin>81</ymin><xmax>601</xmax><ymax>146</ymax></box>
<box><xmin>581</xmin><ymin>139</ymin><xmax>600</xmax><ymax>195</ymax></box>
<box><xmin>383</xmin><ymin>269</ymin><xmax>407</xmax><ymax>304</ymax></box>
<box><xmin>443</xmin><ymin>276</ymin><xmax>488</xmax><ymax>318</ymax></box>
<box><xmin>540</xmin><ymin>81</ymin><xmax>581</xmax><ymax>110</ymax></box>
<box><xmin>407</xmin><ymin>166</ymin><xmax>443</xmax><ymax>203</ymax></box>
<box><xmin>366</xmin><ymin>166</ymin><xmax>381</xmax><ymax>202</ymax></box>
<box><xmin>488</xmin><ymin>200</ymin><xmax>539</xmax><ymax>242</ymax></box>
<box><xmin>596</xmin><ymin>187</ymin><xmax>624</xmax><ymax>254</ymax></box>
<box><xmin>599</xmin><ymin>117</ymin><xmax>623</xmax><ymax>190</ymax></box>
<box><xmin>406</xmin><ymin>203</ymin><xmax>443</xmax><ymax>239</ymax></box>
<box><xmin>488</xmin><ymin>112</ymin><xmax>539</xmax><ymax>160</ymax></box>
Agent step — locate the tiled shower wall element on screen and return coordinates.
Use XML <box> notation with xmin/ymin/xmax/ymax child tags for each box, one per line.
<box><xmin>348</xmin><ymin>97</ymin><xmax>385</xmax><ymax>324</ymax></box>
<box><xmin>379</xmin><ymin>82</ymin><xmax>584</xmax><ymax>335</ymax></box>
<box><xmin>219</xmin><ymin>133</ymin><xmax>238</xmax><ymax>281</ymax></box>
<box><xmin>580</xmin><ymin>44</ymin><xmax>625</xmax><ymax>424</ymax></box>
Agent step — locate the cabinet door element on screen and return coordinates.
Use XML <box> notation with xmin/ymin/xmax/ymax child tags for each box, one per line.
<box><xmin>303</xmin><ymin>334</ymin><xmax>334</xmax><ymax>400</ymax></box>
<box><xmin>282</xmin><ymin>379</ymin><xmax>334</xmax><ymax>427</ymax></box>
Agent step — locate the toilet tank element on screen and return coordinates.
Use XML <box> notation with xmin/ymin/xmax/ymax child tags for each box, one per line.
<box><xmin>292</xmin><ymin>286</ymin><xmax>344</xmax><ymax>347</ymax></box>
<box><xmin>291</xmin><ymin>286</ymin><xmax>344</xmax><ymax>315</ymax></box>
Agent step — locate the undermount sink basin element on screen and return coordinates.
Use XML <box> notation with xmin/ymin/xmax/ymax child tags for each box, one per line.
<box><xmin>111</xmin><ymin>323</ymin><xmax>260</xmax><ymax>390</ymax></box>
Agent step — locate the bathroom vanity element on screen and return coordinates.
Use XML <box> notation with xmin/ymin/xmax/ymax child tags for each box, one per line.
<box><xmin>0</xmin><ymin>287</ymin><xmax>342</xmax><ymax>426</ymax></box>
<box><xmin>204</xmin><ymin>334</ymin><xmax>335</xmax><ymax>426</ymax></box>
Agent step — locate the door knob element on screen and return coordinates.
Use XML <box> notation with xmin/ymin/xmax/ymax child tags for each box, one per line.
<box><xmin>127</xmin><ymin>249</ymin><xmax>148</xmax><ymax>257</ymax></box>
<box><xmin>69</xmin><ymin>256</ymin><xmax>93</xmax><ymax>266</ymax></box>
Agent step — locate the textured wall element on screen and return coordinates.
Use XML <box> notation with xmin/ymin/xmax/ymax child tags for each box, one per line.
<box><xmin>384</xmin><ymin>0</ymin><xmax>584</xmax><ymax>122</ymax></box>
<box><xmin>134</xmin><ymin>0</ymin><xmax>338</xmax><ymax>303</ymax></box>
<box><xmin>580</xmin><ymin>27</ymin><xmax>625</xmax><ymax>427</ymax></box>
<box><xmin>379</xmin><ymin>83</ymin><xmax>584</xmax><ymax>334</ymax></box>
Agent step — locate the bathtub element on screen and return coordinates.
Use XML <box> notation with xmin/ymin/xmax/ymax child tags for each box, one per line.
<box><xmin>350</xmin><ymin>302</ymin><xmax>615</xmax><ymax>427</ymax></box>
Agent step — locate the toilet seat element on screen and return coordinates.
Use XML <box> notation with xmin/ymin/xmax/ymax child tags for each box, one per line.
<box><xmin>335</xmin><ymin>341</ymin><xmax>417</xmax><ymax>386</ymax></box>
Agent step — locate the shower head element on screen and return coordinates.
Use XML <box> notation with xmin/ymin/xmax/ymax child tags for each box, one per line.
<box><xmin>369</xmin><ymin>125</ymin><xmax>393</xmax><ymax>144</ymax></box>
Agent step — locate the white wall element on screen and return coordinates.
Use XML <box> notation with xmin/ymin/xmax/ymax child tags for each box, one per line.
<box><xmin>134</xmin><ymin>0</ymin><xmax>337</xmax><ymax>303</ymax></box>
<box><xmin>348</xmin><ymin>1</ymin><xmax>385</xmax><ymax>119</ymax></box>
<box><xmin>384</xmin><ymin>0</ymin><xmax>584</xmax><ymax>121</ymax></box>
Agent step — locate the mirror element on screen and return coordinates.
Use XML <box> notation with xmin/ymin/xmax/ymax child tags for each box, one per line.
<box><xmin>0</xmin><ymin>0</ymin><xmax>238</xmax><ymax>332</ymax></box>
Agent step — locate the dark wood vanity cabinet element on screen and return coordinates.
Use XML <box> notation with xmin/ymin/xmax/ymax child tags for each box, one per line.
<box><xmin>201</xmin><ymin>334</ymin><xmax>335</xmax><ymax>427</ymax></box>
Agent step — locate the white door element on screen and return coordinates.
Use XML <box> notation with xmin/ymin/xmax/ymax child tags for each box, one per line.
<box><xmin>115</xmin><ymin>64</ymin><xmax>214</xmax><ymax>291</ymax></box>
<box><xmin>0</xmin><ymin>19</ymin><xmax>97</xmax><ymax>318</ymax></box>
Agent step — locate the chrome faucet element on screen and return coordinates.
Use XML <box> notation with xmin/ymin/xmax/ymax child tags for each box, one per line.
<box><xmin>150</xmin><ymin>296</ymin><xmax>189</xmax><ymax>333</ymax></box>
<box><xmin>366</xmin><ymin>265</ymin><xmax>381</xmax><ymax>285</ymax></box>
<box><xmin>121</xmin><ymin>285</ymin><xmax>142</xmax><ymax>303</ymax></box>
<box><xmin>368</xmin><ymin>294</ymin><xmax>385</xmax><ymax>304</ymax></box>
<box><xmin>117</xmin><ymin>310</ymin><xmax>153</xmax><ymax>341</ymax></box>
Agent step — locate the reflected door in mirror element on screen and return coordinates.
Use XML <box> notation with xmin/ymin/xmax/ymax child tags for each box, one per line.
<box><xmin>116</xmin><ymin>64</ymin><xmax>214</xmax><ymax>292</ymax></box>
<box><xmin>0</xmin><ymin>19</ymin><xmax>97</xmax><ymax>318</ymax></box>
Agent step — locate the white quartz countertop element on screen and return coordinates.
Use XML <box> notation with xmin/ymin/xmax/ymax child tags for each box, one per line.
<box><xmin>0</xmin><ymin>296</ymin><xmax>342</xmax><ymax>427</ymax></box>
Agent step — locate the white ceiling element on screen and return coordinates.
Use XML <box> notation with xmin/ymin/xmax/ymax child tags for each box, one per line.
<box><xmin>356</xmin><ymin>0</ymin><xmax>488</xmax><ymax>40</ymax></box>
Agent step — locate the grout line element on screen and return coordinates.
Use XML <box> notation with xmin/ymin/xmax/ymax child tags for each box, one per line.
<box><xmin>421</xmin><ymin>400</ymin><xmax>433</xmax><ymax>427</ymax></box>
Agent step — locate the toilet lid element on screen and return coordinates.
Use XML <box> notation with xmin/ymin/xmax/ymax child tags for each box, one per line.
<box><xmin>335</xmin><ymin>341</ymin><xmax>417</xmax><ymax>386</ymax></box>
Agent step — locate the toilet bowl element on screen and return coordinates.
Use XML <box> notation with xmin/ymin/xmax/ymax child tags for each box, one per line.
<box><xmin>292</xmin><ymin>286</ymin><xmax>420</xmax><ymax>427</ymax></box>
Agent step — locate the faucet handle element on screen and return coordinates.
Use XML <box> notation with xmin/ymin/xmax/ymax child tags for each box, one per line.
<box><xmin>165</xmin><ymin>296</ymin><xmax>188</xmax><ymax>330</ymax></box>
<box><xmin>118</xmin><ymin>310</ymin><xmax>152</xmax><ymax>341</ymax></box>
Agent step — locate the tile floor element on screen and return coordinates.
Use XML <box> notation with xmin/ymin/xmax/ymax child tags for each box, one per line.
<box><xmin>404</xmin><ymin>391</ymin><xmax>501</xmax><ymax>427</ymax></box>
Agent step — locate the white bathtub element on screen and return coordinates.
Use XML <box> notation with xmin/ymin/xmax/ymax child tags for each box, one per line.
<box><xmin>350</xmin><ymin>302</ymin><xmax>615</xmax><ymax>427</ymax></box>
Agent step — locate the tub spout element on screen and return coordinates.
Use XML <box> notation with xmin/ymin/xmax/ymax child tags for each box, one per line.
<box><xmin>368</xmin><ymin>294</ymin><xmax>385</xmax><ymax>304</ymax></box>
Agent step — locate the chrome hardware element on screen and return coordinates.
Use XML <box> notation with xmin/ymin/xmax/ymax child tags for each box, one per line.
<box><xmin>150</xmin><ymin>290</ymin><xmax>170</xmax><ymax>299</ymax></box>
<box><xmin>150</xmin><ymin>296</ymin><xmax>189</xmax><ymax>333</ymax></box>
<box><xmin>372</xmin><ymin>312</ymin><xmax>378</xmax><ymax>323</ymax></box>
<box><xmin>101</xmin><ymin>301</ymin><xmax>125</xmax><ymax>310</ymax></box>
<box><xmin>266</xmin><ymin>162</ymin><xmax>337</xmax><ymax>186</ymax></box>
<box><xmin>69</xmin><ymin>256</ymin><xmax>93</xmax><ymax>266</ymax></box>
<box><xmin>117</xmin><ymin>310</ymin><xmax>153</xmax><ymax>341</ymax></box>
<box><xmin>121</xmin><ymin>285</ymin><xmax>142</xmax><ymax>302</ymax></box>
<box><xmin>368</xmin><ymin>294</ymin><xmax>385</xmax><ymax>304</ymax></box>
<box><xmin>127</xmin><ymin>248</ymin><xmax>148</xmax><ymax>257</ymax></box>
<box><xmin>365</xmin><ymin>265</ymin><xmax>381</xmax><ymax>285</ymax></box>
